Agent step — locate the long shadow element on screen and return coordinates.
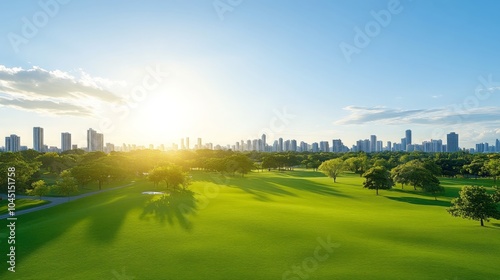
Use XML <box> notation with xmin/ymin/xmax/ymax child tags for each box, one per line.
<box><xmin>193</xmin><ymin>171</ymin><xmax>351</xmax><ymax>201</ymax></box>
<box><xmin>386</xmin><ymin>196</ymin><xmax>451</xmax><ymax>207</ymax></box>
<box><xmin>140</xmin><ymin>189</ymin><xmax>196</xmax><ymax>231</ymax></box>
<box><xmin>270</xmin><ymin>170</ymin><xmax>326</xmax><ymax>178</ymax></box>
<box><xmin>0</xmin><ymin>182</ymin><xmax>147</xmax><ymax>276</ymax></box>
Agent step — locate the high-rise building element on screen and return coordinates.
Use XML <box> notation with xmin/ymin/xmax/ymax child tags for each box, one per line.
<box><xmin>370</xmin><ymin>135</ymin><xmax>377</xmax><ymax>153</ymax></box>
<box><xmin>446</xmin><ymin>132</ymin><xmax>459</xmax><ymax>152</ymax></box>
<box><xmin>186</xmin><ymin>137</ymin><xmax>190</xmax><ymax>150</ymax></box>
<box><xmin>5</xmin><ymin>134</ymin><xmax>21</xmax><ymax>152</ymax></box>
<box><xmin>87</xmin><ymin>128</ymin><xmax>104</xmax><ymax>152</ymax></box>
<box><xmin>320</xmin><ymin>141</ymin><xmax>330</xmax><ymax>152</ymax></box>
<box><xmin>33</xmin><ymin>127</ymin><xmax>44</xmax><ymax>152</ymax></box>
<box><xmin>376</xmin><ymin>141</ymin><xmax>383</xmax><ymax>152</ymax></box>
<box><xmin>181</xmin><ymin>138</ymin><xmax>185</xmax><ymax>150</ymax></box>
<box><xmin>401</xmin><ymin>138</ymin><xmax>407</xmax><ymax>151</ymax></box>
<box><xmin>278</xmin><ymin>138</ymin><xmax>283</xmax><ymax>152</ymax></box>
<box><xmin>312</xmin><ymin>142</ymin><xmax>319</xmax><ymax>153</ymax></box>
<box><xmin>61</xmin><ymin>132</ymin><xmax>71</xmax><ymax>152</ymax></box>
<box><xmin>387</xmin><ymin>141</ymin><xmax>392</xmax><ymax>151</ymax></box>
<box><xmin>405</xmin><ymin>129</ymin><xmax>412</xmax><ymax>146</ymax></box>
<box><xmin>496</xmin><ymin>139</ymin><xmax>500</xmax><ymax>153</ymax></box>
<box><xmin>290</xmin><ymin>139</ymin><xmax>297</xmax><ymax>152</ymax></box>
<box><xmin>261</xmin><ymin>134</ymin><xmax>266</xmax><ymax>152</ymax></box>
<box><xmin>197</xmin><ymin>138</ymin><xmax>202</xmax><ymax>149</ymax></box>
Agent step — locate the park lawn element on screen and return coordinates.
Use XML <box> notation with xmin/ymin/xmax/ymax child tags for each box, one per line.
<box><xmin>1</xmin><ymin>170</ymin><xmax>499</xmax><ymax>279</ymax></box>
<box><xmin>0</xmin><ymin>198</ymin><xmax>50</xmax><ymax>215</ymax></box>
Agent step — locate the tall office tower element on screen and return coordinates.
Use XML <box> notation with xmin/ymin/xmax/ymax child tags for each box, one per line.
<box><xmin>272</xmin><ymin>140</ymin><xmax>278</xmax><ymax>152</ymax></box>
<box><xmin>401</xmin><ymin>138</ymin><xmax>407</xmax><ymax>151</ymax></box>
<box><xmin>312</xmin><ymin>142</ymin><xmax>319</xmax><ymax>153</ymax></box>
<box><xmin>186</xmin><ymin>137</ymin><xmax>190</xmax><ymax>150</ymax></box>
<box><xmin>87</xmin><ymin>128</ymin><xmax>104</xmax><ymax>152</ymax></box>
<box><xmin>278</xmin><ymin>138</ymin><xmax>283</xmax><ymax>152</ymax></box>
<box><xmin>284</xmin><ymin>140</ymin><xmax>290</xmax><ymax>151</ymax></box>
<box><xmin>370</xmin><ymin>135</ymin><xmax>377</xmax><ymax>152</ymax></box>
<box><xmin>61</xmin><ymin>132</ymin><xmax>72</xmax><ymax>152</ymax></box>
<box><xmin>300</xmin><ymin>141</ymin><xmax>307</xmax><ymax>152</ymax></box>
<box><xmin>405</xmin><ymin>129</ymin><xmax>412</xmax><ymax>146</ymax></box>
<box><xmin>446</xmin><ymin>132</ymin><xmax>459</xmax><ymax>152</ymax></box>
<box><xmin>496</xmin><ymin>139</ymin><xmax>500</xmax><ymax>152</ymax></box>
<box><xmin>332</xmin><ymin>139</ymin><xmax>343</xmax><ymax>153</ymax></box>
<box><xmin>5</xmin><ymin>134</ymin><xmax>21</xmax><ymax>152</ymax></box>
<box><xmin>247</xmin><ymin>140</ymin><xmax>252</xmax><ymax>151</ymax></box>
<box><xmin>290</xmin><ymin>139</ymin><xmax>297</xmax><ymax>152</ymax></box>
<box><xmin>387</xmin><ymin>141</ymin><xmax>392</xmax><ymax>151</ymax></box>
<box><xmin>33</xmin><ymin>127</ymin><xmax>44</xmax><ymax>152</ymax></box>
<box><xmin>251</xmin><ymin>139</ymin><xmax>257</xmax><ymax>151</ymax></box>
<box><xmin>476</xmin><ymin>143</ymin><xmax>485</xmax><ymax>153</ymax></box>
<box><xmin>258</xmin><ymin>139</ymin><xmax>263</xmax><ymax>151</ymax></box>
<box><xmin>431</xmin><ymin>139</ymin><xmax>443</xmax><ymax>153</ymax></box>
<box><xmin>261</xmin><ymin>134</ymin><xmax>266</xmax><ymax>152</ymax></box>
<box><xmin>319</xmin><ymin>141</ymin><xmax>330</xmax><ymax>152</ymax></box>
<box><xmin>376</xmin><ymin>141</ymin><xmax>383</xmax><ymax>152</ymax></box>
<box><xmin>235</xmin><ymin>142</ymin><xmax>240</xmax><ymax>151</ymax></box>
<box><xmin>197</xmin><ymin>138</ymin><xmax>202</xmax><ymax>149</ymax></box>
<box><xmin>181</xmin><ymin>138</ymin><xmax>185</xmax><ymax>150</ymax></box>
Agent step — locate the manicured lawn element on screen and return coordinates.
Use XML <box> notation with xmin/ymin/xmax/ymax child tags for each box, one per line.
<box><xmin>1</xmin><ymin>170</ymin><xmax>499</xmax><ymax>279</ymax></box>
<box><xmin>0</xmin><ymin>198</ymin><xmax>50</xmax><ymax>215</ymax></box>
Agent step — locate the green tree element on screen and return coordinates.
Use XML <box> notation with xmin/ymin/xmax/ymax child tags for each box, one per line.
<box><xmin>0</xmin><ymin>152</ymin><xmax>41</xmax><ymax>193</ymax></box>
<box><xmin>484</xmin><ymin>159</ymin><xmax>500</xmax><ymax>182</ymax></box>
<box><xmin>448</xmin><ymin>186</ymin><xmax>500</xmax><ymax>226</ymax></box>
<box><xmin>149</xmin><ymin>164</ymin><xmax>191</xmax><ymax>190</ymax></box>
<box><xmin>319</xmin><ymin>158</ymin><xmax>344</xmax><ymax>183</ymax></box>
<box><xmin>344</xmin><ymin>155</ymin><xmax>369</xmax><ymax>177</ymax></box>
<box><xmin>53</xmin><ymin>170</ymin><xmax>78</xmax><ymax>201</ymax></box>
<box><xmin>226</xmin><ymin>154</ymin><xmax>254</xmax><ymax>177</ymax></box>
<box><xmin>27</xmin><ymin>180</ymin><xmax>50</xmax><ymax>200</ymax></box>
<box><xmin>362</xmin><ymin>166</ymin><xmax>393</xmax><ymax>195</ymax></box>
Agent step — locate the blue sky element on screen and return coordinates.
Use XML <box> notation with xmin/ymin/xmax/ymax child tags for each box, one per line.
<box><xmin>1</xmin><ymin>0</ymin><xmax>499</xmax><ymax>149</ymax></box>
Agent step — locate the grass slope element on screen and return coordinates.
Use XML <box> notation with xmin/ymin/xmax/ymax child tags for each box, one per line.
<box><xmin>1</xmin><ymin>170</ymin><xmax>499</xmax><ymax>279</ymax></box>
<box><xmin>0</xmin><ymin>199</ymin><xmax>50</xmax><ymax>215</ymax></box>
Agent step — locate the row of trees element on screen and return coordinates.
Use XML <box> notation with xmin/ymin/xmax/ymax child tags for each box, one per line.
<box><xmin>318</xmin><ymin>158</ymin><xmax>444</xmax><ymax>197</ymax></box>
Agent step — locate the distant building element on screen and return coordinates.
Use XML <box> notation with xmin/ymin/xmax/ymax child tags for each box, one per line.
<box><xmin>87</xmin><ymin>128</ymin><xmax>104</xmax><ymax>152</ymax></box>
<box><xmin>261</xmin><ymin>134</ymin><xmax>266</xmax><ymax>152</ymax></box>
<box><xmin>370</xmin><ymin>135</ymin><xmax>377</xmax><ymax>153</ymax></box>
<box><xmin>33</xmin><ymin>127</ymin><xmax>44</xmax><ymax>152</ymax></box>
<box><xmin>405</xmin><ymin>129</ymin><xmax>412</xmax><ymax>146</ymax></box>
<box><xmin>319</xmin><ymin>141</ymin><xmax>330</xmax><ymax>153</ymax></box>
<box><xmin>278</xmin><ymin>138</ymin><xmax>283</xmax><ymax>152</ymax></box>
<box><xmin>311</xmin><ymin>142</ymin><xmax>319</xmax><ymax>153</ymax></box>
<box><xmin>197</xmin><ymin>138</ymin><xmax>202</xmax><ymax>150</ymax></box>
<box><xmin>61</xmin><ymin>132</ymin><xmax>71</xmax><ymax>152</ymax></box>
<box><xmin>290</xmin><ymin>139</ymin><xmax>297</xmax><ymax>152</ymax></box>
<box><xmin>5</xmin><ymin>134</ymin><xmax>21</xmax><ymax>152</ymax></box>
<box><xmin>446</xmin><ymin>132</ymin><xmax>459</xmax><ymax>152</ymax></box>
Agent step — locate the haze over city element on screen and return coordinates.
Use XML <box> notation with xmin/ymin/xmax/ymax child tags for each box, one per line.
<box><xmin>1</xmin><ymin>0</ymin><xmax>500</xmax><ymax>148</ymax></box>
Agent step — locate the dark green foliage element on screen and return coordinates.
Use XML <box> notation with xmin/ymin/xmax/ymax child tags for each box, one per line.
<box><xmin>362</xmin><ymin>166</ymin><xmax>393</xmax><ymax>195</ymax></box>
<box><xmin>448</xmin><ymin>186</ymin><xmax>500</xmax><ymax>226</ymax></box>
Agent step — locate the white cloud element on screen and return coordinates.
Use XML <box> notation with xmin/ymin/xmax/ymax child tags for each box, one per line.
<box><xmin>0</xmin><ymin>65</ymin><xmax>125</xmax><ymax>117</ymax></box>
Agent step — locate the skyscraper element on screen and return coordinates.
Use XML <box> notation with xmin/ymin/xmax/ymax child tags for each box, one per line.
<box><xmin>33</xmin><ymin>127</ymin><xmax>44</xmax><ymax>152</ymax></box>
<box><xmin>446</xmin><ymin>132</ymin><xmax>459</xmax><ymax>152</ymax></box>
<box><xmin>290</xmin><ymin>139</ymin><xmax>297</xmax><ymax>152</ymax></box>
<box><xmin>405</xmin><ymin>129</ymin><xmax>412</xmax><ymax>146</ymax></box>
<box><xmin>87</xmin><ymin>128</ymin><xmax>104</xmax><ymax>152</ymax></box>
<box><xmin>197</xmin><ymin>138</ymin><xmax>202</xmax><ymax>149</ymax></box>
<box><xmin>5</xmin><ymin>134</ymin><xmax>20</xmax><ymax>152</ymax></box>
<box><xmin>496</xmin><ymin>139</ymin><xmax>500</xmax><ymax>153</ymax></box>
<box><xmin>261</xmin><ymin>134</ymin><xmax>266</xmax><ymax>152</ymax></box>
<box><xmin>186</xmin><ymin>137</ymin><xmax>190</xmax><ymax>150</ymax></box>
<box><xmin>370</xmin><ymin>135</ymin><xmax>377</xmax><ymax>153</ymax></box>
<box><xmin>278</xmin><ymin>138</ymin><xmax>283</xmax><ymax>152</ymax></box>
<box><xmin>61</xmin><ymin>132</ymin><xmax>71</xmax><ymax>152</ymax></box>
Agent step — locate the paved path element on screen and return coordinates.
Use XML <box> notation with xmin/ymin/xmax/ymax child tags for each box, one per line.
<box><xmin>0</xmin><ymin>182</ymin><xmax>135</xmax><ymax>220</ymax></box>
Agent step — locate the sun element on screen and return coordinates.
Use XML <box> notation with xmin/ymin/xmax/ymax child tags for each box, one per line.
<box><xmin>135</xmin><ymin>93</ymin><xmax>191</xmax><ymax>141</ymax></box>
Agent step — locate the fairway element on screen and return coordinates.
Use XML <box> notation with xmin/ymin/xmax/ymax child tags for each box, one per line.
<box><xmin>1</xmin><ymin>170</ymin><xmax>499</xmax><ymax>279</ymax></box>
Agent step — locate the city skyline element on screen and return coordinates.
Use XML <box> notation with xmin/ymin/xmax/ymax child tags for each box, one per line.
<box><xmin>1</xmin><ymin>1</ymin><xmax>500</xmax><ymax>149</ymax></box>
<box><xmin>3</xmin><ymin>126</ymin><xmax>500</xmax><ymax>154</ymax></box>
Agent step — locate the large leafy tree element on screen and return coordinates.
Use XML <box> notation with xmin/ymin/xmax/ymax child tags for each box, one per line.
<box><xmin>27</xmin><ymin>180</ymin><xmax>50</xmax><ymax>200</ymax></box>
<box><xmin>0</xmin><ymin>152</ymin><xmax>41</xmax><ymax>193</ymax></box>
<box><xmin>53</xmin><ymin>170</ymin><xmax>78</xmax><ymax>200</ymax></box>
<box><xmin>448</xmin><ymin>186</ymin><xmax>500</xmax><ymax>226</ymax></box>
<box><xmin>319</xmin><ymin>158</ymin><xmax>344</xmax><ymax>183</ymax></box>
<box><xmin>363</xmin><ymin>166</ymin><xmax>393</xmax><ymax>195</ymax></box>
<box><xmin>344</xmin><ymin>155</ymin><xmax>369</xmax><ymax>177</ymax></box>
<box><xmin>484</xmin><ymin>159</ymin><xmax>500</xmax><ymax>182</ymax></box>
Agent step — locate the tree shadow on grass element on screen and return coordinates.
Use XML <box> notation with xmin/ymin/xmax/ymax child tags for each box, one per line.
<box><xmin>140</xmin><ymin>189</ymin><xmax>196</xmax><ymax>231</ymax></box>
<box><xmin>386</xmin><ymin>196</ymin><xmax>451</xmax><ymax>207</ymax></box>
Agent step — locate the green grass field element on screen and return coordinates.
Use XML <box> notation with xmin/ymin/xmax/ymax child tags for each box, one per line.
<box><xmin>0</xmin><ymin>199</ymin><xmax>50</xmax><ymax>215</ymax></box>
<box><xmin>1</xmin><ymin>170</ymin><xmax>499</xmax><ymax>279</ymax></box>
